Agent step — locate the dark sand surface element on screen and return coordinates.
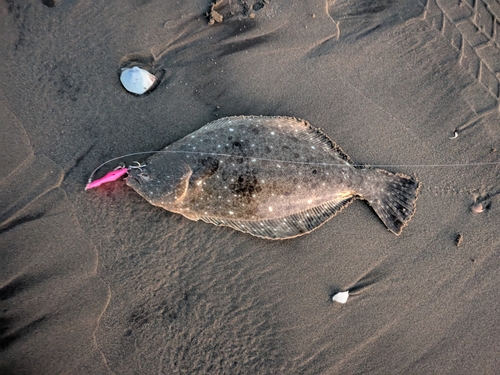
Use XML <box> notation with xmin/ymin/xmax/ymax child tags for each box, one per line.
<box><xmin>1</xmin><ymin>0</ymin><xmax>500</xmax><ymax>374</ymax></box>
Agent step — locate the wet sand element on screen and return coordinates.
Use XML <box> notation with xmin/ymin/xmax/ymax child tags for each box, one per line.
<box><xmin>1</xmin><ymin>0</ymin><xmax>499</xmax><ymax>374</ymax></box>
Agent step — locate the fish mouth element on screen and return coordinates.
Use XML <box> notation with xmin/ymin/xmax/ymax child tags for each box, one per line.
<box><xmin>125</xmin><ymin>170</ymin><xmax>143</xmax><ymax>186</ymax></box>
<box><xmin>126</xmin><ymin>175</ymin><xmax>142</xmax><ymax>186</ymax></box>
<box><xmin>126</xmin><ymin>167</ymin><xmax>153</xmax><ymax>188</ymax></box>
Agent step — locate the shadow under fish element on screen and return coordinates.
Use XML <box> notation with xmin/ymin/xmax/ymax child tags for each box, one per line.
<box><xmin>122</xmin><ymin>116</ymin><xmax>419</xmax><ymax>239</ymax></box>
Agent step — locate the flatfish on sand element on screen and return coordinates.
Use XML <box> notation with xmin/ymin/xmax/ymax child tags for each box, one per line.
<box><xmin>126</xmin><ymin>116</ymin><xmax>419</xmax><ymax>239</ymax></box>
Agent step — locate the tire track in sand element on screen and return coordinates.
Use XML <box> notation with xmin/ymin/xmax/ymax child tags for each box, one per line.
<box><xmin>423</xmin><ymin>0</ymin><xmax>500</xmax><ymax>116</ymax></box>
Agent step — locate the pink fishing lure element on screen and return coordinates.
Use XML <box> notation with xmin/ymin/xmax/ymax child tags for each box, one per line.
<box><xmin>85</xmin><ymin>168</ymin><xmax>128</xmax><ymax>190</ymax></box>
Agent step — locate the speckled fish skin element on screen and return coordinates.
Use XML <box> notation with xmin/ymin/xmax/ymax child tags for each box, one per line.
<box><xmin>126</xmin><ymin>116</ymin><xmax>420</xmax><ymax>239</ymax></box>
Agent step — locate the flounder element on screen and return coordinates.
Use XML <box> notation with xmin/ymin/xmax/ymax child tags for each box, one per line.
<box><xmin>126</xmin><ymin>116</ymin><xmax>419</xmax><ymax>239</ymax></box>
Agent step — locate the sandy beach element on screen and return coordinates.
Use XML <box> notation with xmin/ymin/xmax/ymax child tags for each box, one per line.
<box><xmin>1</xmin><ymin>0</ymin><xmax>499</xmax><ymax>373</ymax></box>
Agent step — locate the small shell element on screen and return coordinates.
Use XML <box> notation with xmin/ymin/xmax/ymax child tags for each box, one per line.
<box><xmin>471</xmin><ymin>203</ymin><xmax>484</xmax><ymax>213</ymax></box>
<box><xmin>120</xmin><ymin>66</ymin><xmax>156</xmax><ymax>95</ymax></box>
<box><xmin>332</xmin><ymin>291</ymin><xmax>349</xmax><ymax>304</ymax></box>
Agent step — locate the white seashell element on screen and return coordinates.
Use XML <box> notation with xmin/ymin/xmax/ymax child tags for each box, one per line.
<box><xmin>120</xmin><ymin>66</ymin><xmax>156</xmax><ymax>95</ymax></box>
<box><xmin>332</xmin><ymin>291</ymin><xmax>349</xmax><ymax>304</ymax></box>
<box><xmin>471</xmin><ymin>203</ymin><xmax>484</xmax><ymax>213</ymax></box>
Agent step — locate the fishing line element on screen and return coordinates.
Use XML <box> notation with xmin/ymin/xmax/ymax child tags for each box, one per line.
<box><xmin>87</xmin><ymin>150</ymin><xmax>500</xmax><ymax>184</ymax></box>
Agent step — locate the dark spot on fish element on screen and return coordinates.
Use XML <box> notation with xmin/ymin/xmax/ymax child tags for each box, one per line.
<box><xmin>253</xmin><ymin>2</ymin><xmax>264</xmax><ymax>11</ymax></box>
<box><xmin>201</xmin><ymin>157</ymin><xmax>219</xmax><ymax>174</ymax></box>
<box><xmin>42</xmin><ymin>0</ymin><xmax>59</xmax><ymax>7</ymax></box>
<box><xmin>312</xmin><ymin>169</ymin><xmax>317</xmax><ymax>174</ymax></box>
<box><xmin>242</xmin><ymin>2</ymin><xmax>250</xmax><ymax>14</ymax></box>
<box><xmin>229</xmin><ymin>171</ymin><xmax>260</xmax><ymax>198</ymax></box>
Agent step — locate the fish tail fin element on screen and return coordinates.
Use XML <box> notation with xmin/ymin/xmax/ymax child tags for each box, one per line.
<box><xmin>363</xmin><ymin>169</ymin><xmax>420</xmax><ymax>235</ymax></box>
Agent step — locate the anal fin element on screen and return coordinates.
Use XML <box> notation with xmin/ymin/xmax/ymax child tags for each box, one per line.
<box><xmin>200</xmin><ymin>197</ymin><xmax>354</xmax><ymax>240</ymax></box>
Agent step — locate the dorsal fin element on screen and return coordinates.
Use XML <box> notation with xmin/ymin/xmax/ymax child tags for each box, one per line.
<box><xmin>178</xmin><ymin>115</ymin><xmax>354</xmax><ymax>164</ymax></box>
<box><xmin>199</xmin><ymin>196</ymin><xmax>355</xmax><ymax>239</ymax></box>
<box><xmin>305</xmin><ymin>122</ymin><xmax>353</xmax><ymax>163</ymax></box>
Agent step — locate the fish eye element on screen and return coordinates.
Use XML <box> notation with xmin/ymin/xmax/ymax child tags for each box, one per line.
<box><xmin>138</xmin><ymin>172</ymin><xmax>150</xmax><ymax>181</ymax></box>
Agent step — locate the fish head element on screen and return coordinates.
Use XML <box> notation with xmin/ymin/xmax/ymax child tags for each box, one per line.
<box><xmin>126</xmin><ymin>156</ymin><xmax>192</xmax><ymax>207</ymax></box>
